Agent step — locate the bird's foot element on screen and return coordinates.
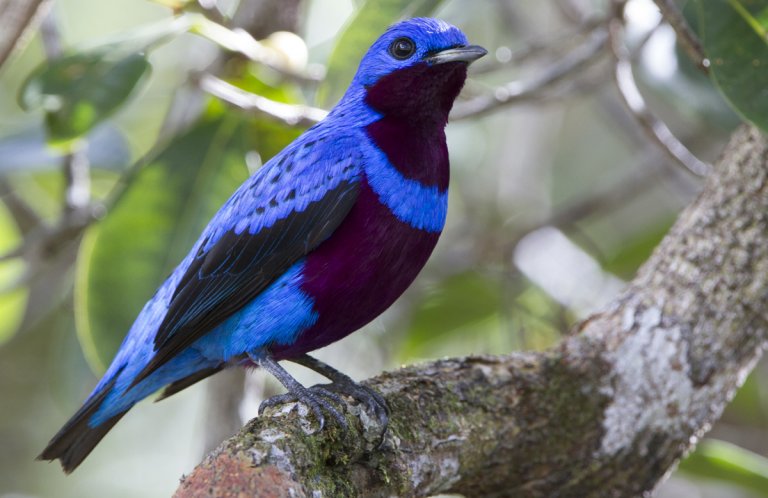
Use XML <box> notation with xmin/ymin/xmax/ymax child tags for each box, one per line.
<box><xmin>254</xmin><ymin>354</ymin><xmax>389</xmax><ymax>433</ymax></box>
<box><xmin>258</xmin><ymin>382</ymin><xmax>348</xmax><ymax>431</ymax></box>
<box><xmin>289</xmin><ymin>354</ymin><xmax>389</xmax><ymax>430</ymax></box>
<box><xmin>321</xmin><ymin>379</ymin><xmax>389</xmax><ymax>428</ymax></box>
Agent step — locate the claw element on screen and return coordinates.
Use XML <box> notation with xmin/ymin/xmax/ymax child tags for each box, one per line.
<box><xmin>258</xmin><ymin>384</ymin><xmax>348</xmax><ymax>430</ymax></box>
<box><xmin>289</xmin><ymin>354</ymin><xmax>391</xmax><ymax>431</ymax></box>
<box><xmin>324</xmin><ymin>381</ymin><xmax>389</xmax><ymax>427</ymax></box>
<box><xmin>254</xmin><ymin>354</ymin><xmax>389</xmax><ymax>433</ymax></box>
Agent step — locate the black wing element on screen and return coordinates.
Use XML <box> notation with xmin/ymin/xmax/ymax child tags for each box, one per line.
<box><xmin>131</xmin><ymin>178</ymin><xmax>359</xmax><ymax>386</ymax></box>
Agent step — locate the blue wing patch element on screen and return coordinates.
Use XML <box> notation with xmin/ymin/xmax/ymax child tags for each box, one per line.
<box><xmin>131</xmin><ymin>135</ymin><xmax>362</xmax><ymax>387</ymax></box>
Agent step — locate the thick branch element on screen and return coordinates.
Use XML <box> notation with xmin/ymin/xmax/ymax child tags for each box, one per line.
<box><xmin>176</xmin><ymin>126</ymin><xmax>768</xmax><ymax>497</ymax></box>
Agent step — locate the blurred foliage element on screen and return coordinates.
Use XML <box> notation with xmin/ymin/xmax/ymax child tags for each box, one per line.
<box><xmin>76</xmin><ymin>113</ymin><xmax>250</xmax><ymax>371</ymax></box>
<box><xmin>78</xmin><ymin>79</ymin><xmax>301</xmax><ymax>371</ymax></box>
<box><xmin>0</xmin><ymin>0</ymin><xmax>767</xmax><ymax>497</ymax></box>
<box><xmin>20</xmin><ymin>50</ymin><xmax>151</xmax><ymax>145</ymax></box>
<box><xmin>400</xmin><ymin>271</ymin><xmax>503</xmax><ymax>359</ymax></box>
<box><xmin>680</xmin><ymin>439</ymin><xmax>768</xmax><ymax>497</ymax></box>
<box><xmin>694</xmin><ymin>0</ymin><xmax>768</xmax><ymax>133</ymax></box>
<box><xmin>0</xmin><ymin>202</ymin><xmax>28</xmax><ymax>345</ymax></box>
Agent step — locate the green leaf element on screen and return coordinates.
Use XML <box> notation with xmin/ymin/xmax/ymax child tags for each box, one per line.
<box><xmin>0</xmin><ymin>201</ymin><xmax>29</xmax><ymax>345</ymax></box>
<box><xmin>695</xmin><ymin>0</ymin><xmax>768</xmax><ymax>132</ymax></box>
<box><xmin>598</xmin><ymin>217</ymin><xmax>675</xmax><ymax>280</ymax></box>
<box><xmin>17</xmin><ymin>16</ymin><xmax>192</xmax><ymax>146</ymax></box>
<box><xmin>679</xmin><ymin>439</ymin><xmax>768</xmax><ymax>496</ymax></box>
<box><xmin>19</xmin><ymin>49</ymin><xmax>150</xmax><ymax>146</ymax></box>
<box><xmin>399</xmin><ymin>271</ymin><xmax>503</xmax><ymax>360</ymax></box>
<box><xmin>74</xmin><ymin>114</ymin><xmax>245</xmax><ymax>372</ymax></box>
<box><xmin>315</xmin><ymin>0</ymin><xmax>445</xmax><ymax>108</ymax></box>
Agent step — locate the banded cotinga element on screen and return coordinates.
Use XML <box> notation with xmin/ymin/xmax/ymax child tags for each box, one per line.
<box><xmin>40</xmin><ymin>17</ymin><xmax>486</xmax><ymax>472</ymax></box>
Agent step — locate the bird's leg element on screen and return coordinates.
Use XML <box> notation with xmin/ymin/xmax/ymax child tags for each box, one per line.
<box><xmin>253</xmin><ymin>354</ymin><xmax>347</xmax><ymax>430</ymax></box>
<box><xmin>289</xmin><ymin>354</ymin><xmax>389</xmax><ymax>428</ymax></box>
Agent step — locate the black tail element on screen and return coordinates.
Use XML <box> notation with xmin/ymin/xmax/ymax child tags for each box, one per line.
<box><xmin>38</xmin><ymin>375</ymin><xmax>125</xmax><ymax>473</ymax></box>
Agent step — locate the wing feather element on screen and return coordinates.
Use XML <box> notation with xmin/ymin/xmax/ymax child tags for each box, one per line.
<box><xmin>131</xmin><ymin>142</ymin><xmax>361</xmax><ymax>386</ymax></box>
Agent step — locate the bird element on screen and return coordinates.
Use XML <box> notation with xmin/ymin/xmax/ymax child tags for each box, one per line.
<box><xmin>39</xmin><ymin>17</ymin><xmax>486</xmax><ymax>473</ymax></box>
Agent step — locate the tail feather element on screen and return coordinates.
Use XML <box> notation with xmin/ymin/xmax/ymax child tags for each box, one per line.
<box><xmin>38</xmin><ymin>372</ymin><xmax>124</xmax><ymax>473</ymax></box>
<box><xmin>155</xmin><ymin>364</ymin><xmax>223</xmax><ymax>402</ymax></box>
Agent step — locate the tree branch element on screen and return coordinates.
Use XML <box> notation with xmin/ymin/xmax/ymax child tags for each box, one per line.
<box><xmin>608</xmin><ymin>14</ymin><xmax>711</xmax><ymax>177</ymax></box>
<box><xmin>451</xmin><ymin>27</ymin><xmax>608</xmax><ymax>120</ymax></box>
<box><xmin>175</xmin><ymin>125</ymin><xmax>768</xmax><ymax>497</ymax></box>
<box><xmin>0</xmin><ymin>0</ymin><xmax>49</xmax><ymax>68</ymax></box>
<box><xmin>198</xmin><ymin>73</ymin><xmax>327</xmax><ymax>127</ymax></box>
<box><xmin>652</xmin><ymin>0</ymin><xmax>710</xmax><ymax>73</ymax></box>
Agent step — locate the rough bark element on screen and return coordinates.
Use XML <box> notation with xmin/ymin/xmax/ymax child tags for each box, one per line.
<box><xmin>175</xmin><ymin>126</ymin><xmax>768</xmax><ymax>497</ymax></box>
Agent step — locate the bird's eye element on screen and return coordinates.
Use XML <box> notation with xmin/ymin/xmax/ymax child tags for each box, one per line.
<box><xmin>388</xmin><ymin>37</ymin><xmax>416</xmax><ymax>60</ymax></box>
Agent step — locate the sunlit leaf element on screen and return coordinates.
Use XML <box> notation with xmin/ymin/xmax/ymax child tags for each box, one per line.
<box><xmin>316</xmin><ymin>0</ymin><xmax>445</xmax><ymax>108</ymax></box>
<box><xmin>19</xmin><ymin>49</ymin><xmax>150</xmax><ymax>145</ymax></box>
<box><xmin>680</xmin><ymin>439</ymin><xmax>768</xmax><ymax>497</ymax></box>
<box><xmin>0</xmin><ymin>201</ymin><xmax>29</xmax><ymax>345</ymax></box>
<box><xmin>17</xmin><ymin>16</ymin><xmax>192</xmax><ymax>146</ymax></box>
<box><xmin>694</xmin><ymin>0</ymin><xmax>768</xmax><ymax>132</ymax></box>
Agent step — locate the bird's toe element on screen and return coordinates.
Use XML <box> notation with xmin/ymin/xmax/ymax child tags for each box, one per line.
<box><xmin>258</xmin><ymin>385</ymin><xmax>348</xmax><ymax>430</ymax></box>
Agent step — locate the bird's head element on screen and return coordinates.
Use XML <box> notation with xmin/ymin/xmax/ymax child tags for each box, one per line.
<box><xmin>345</xmin><ymin>18</ymin><xmax>486</xmax><ymax>124</ymax></box>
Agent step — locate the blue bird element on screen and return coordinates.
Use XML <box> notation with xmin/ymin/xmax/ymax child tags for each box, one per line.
<box><xmin>40</xmin><ymin>17</ymin><xmax>486</xmax><ymax>473</ymax></box>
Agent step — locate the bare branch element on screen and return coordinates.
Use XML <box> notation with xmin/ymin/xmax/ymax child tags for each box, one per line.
<box><xmin>194</xmin><ymin>0</ymin><xmax>227</xmax><ymax>26</ymax></box>
<box><xmin>198</xmin><ymin>73</ymin><xmax>328</xmax><ymax>127</ymax></box>
<box><xmin>471</xmin><ymin>17</ymin><xmax>603</xmax><ymax>75</ymax></box>
<box><xmin>0</xmin><ymin>0</ymin><xmax>49</xmax><ymax>68</ymax></box>
<box><xmin>0</xmin><ymin>178</ymin><xmax>42</xmax><ymax>234</ymax></box>
<box><xmin>451</xmin><ymin>28</ymin><xmax>608</xmax><ymax>120</ymax></box>
<box><xmin>38</xmin><ymin>6</ymin><xmax>61</xmax><ymax>57</ymax></box>
<box><xmin>190</xmin><ymin>17</ymin><xmax>324</xmax><ymax>85</ymax></box>
<box><xmin>0</xmin><ymin>244</ymin><xmax>24</xmax><ymax>263</ymax></box>
<box><xmin>653</xmin><ymin>0</ymin><xmax>710</xmax><ymax>73</ymax></box>
<box><xmin>608</xmin><ymin>16</ymin><xmax>711</xmax><ymax>177</ymax></box>
<box><xmin>40</xmin><ymin>11</ymin><xmax>95</xmax><ymax>217</ymax></box>
<box><xmin>61</xmin><ymin>146</ymin><xmax>91</xmax><ymax>213</ymax></box>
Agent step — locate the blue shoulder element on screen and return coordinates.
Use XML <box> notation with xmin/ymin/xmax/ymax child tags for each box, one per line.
<box><xmin>198</xmin><ymin>127</ymin><xmax>363</xmax><ymax>253</ymax></box>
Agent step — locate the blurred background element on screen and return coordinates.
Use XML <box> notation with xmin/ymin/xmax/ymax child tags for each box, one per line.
<box><xmin>0</xmin><ymin>0</ymin><xmax>766</xmax><ymax>496</ymax></box>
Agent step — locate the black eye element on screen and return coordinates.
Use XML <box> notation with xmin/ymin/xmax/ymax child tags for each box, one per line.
<box><xmin>389</xmin><ymin>37</ymin><xmax>416</xmax><ymax>60</ymax></box>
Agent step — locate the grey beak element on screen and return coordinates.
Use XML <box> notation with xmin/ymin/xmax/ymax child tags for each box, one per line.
<box><xmin>424</xmin><ymin>44</ymin><xmax>488</xmax><ymax>65</ymax></box>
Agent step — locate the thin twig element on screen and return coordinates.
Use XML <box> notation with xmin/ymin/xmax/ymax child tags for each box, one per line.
<box><xmin>62</xmin><ymin>146</ymin><xmax>91</xmax><ymax>213</ymax></box>
<box><xmin>0</xmin><ymin>178</ymin><xmax>42</xmax><ymax>234</ymax></box>
<box><xmin>39</xmin><ymin>8</ymin><xmax>61</xmax><ymax>57</ymax></box>
<box><xmin>0</xmin><ymin>10</ymin><xmax>99</xmax><ymax>277</ymax></box>
<box><xmin>191</xmin><ymin>17</ymin><xmax>324</xmax><ymax>85</ymax></box>
<box><xmin>0</xmin><ymin>0</ymin><xmax>49</xmax><ymax>68</ymax></box>
<box><xmin>652</xmin><ymin>0</ymin><xmax>710</xmax><ymax>73</ymax></box>
<box><xmin>41</xmin><ymin>11</ymin><xmax>94</xmax><ymax>211</ymax></box>
<box><xmin>199</xmin><ymin>73</ymin><xmax>327</xmax><ymax>127</ymax></box>
<box><xmin>471</xmin><ymin>18</ymin><xmax>604</xmax><ymax>75</ymax></box>
<box><xmin>0</xmin><ymin>244</ymin><xmax>24</xmax><ymax>263</ymax></box>
<box><xmin>451</xmin><ymin>28</ymin><xmax>609</xmax><ymax>120</ymax></box>
<box><xmin>195</xmin><ymin>0</ymin><xmax>227</xmax><ymax>25</ymax></box>
<box><xmin>608</xmin><ymin>16</ymin><xmax>711</xmax><ymax>177</ymax></box>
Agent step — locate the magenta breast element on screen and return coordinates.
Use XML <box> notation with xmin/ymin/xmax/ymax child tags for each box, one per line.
<box><xmin>271</xmin><ymin>179</ymin><xmax>441</xmax><ymax>359</ymax></box>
